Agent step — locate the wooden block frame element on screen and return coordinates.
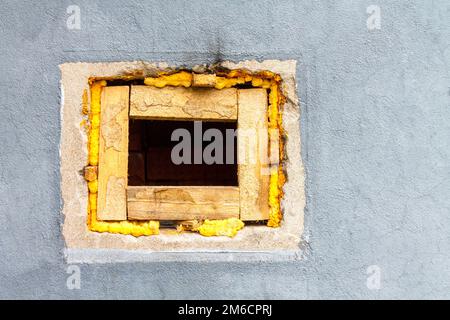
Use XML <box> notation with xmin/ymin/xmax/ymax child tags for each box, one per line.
<box><xmin>97</xmin><ymin>83</ymin><xmax>275</xmax><ymax>222</ymax></box>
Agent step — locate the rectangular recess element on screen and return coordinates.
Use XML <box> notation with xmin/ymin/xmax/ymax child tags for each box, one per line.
<box><xmin>127</xmin><ymin>186</ymin><xmax>240</xmax><ymax>220</ymax></box>
<box><xmin>130</xmin><ymin>86</ymin><xmax>238</xmax><ymax>121</ymax></box>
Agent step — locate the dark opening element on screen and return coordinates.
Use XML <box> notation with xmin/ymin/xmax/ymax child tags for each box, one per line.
<box><xmin>128</xmin><ymin>119</ymin><xmax>238</xmax><ymax>186</ymax></box>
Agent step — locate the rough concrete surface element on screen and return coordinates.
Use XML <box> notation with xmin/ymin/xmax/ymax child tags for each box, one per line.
<box><xmin>0</xmin><ymin>0</ymin><xmax>449</xmax><ymax>299</ymax></box>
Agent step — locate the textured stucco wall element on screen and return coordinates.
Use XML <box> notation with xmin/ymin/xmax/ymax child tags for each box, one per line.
<box><xmin>0</xmin><ymin>0</ymin><xmax>449</xmax><ymax>299</ymax></box>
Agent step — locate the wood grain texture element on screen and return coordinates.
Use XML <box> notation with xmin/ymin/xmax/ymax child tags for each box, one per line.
<box><xmin>130</xmin><ymin>85</ymin><xmax>237</xmax><ymax>121</ymax></box>
<box><xmin>97</xmin><ymin>86</ymin><xmax>129</xmax><ymax>221</ymax></box>
<box><xmin>127</xmin><ymin>186</ymin><xmax>239</xmax><ymax>220</ymax></box>
<box><xmin>237</xmin><ymin>89</ymin><xmax>270</xmax><ymax>221</ymax></box>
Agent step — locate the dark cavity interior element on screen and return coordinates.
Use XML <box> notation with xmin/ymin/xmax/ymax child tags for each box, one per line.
<box><xmin>128</xmin><ymin>119</ymin><xmax>238</xmax><ymax>186</ymax></box>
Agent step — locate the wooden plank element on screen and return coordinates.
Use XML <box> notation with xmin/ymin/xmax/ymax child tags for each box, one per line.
<box><xmin>238</xmin><ymin>89</ymin><xmax>270</xmax><ymax>221</ymax></box>
<box><xmin>97</xmin><ymin>86</ymin><xmax>130</xmax><ymax>221</ymax></box>
<box><xmin>130</xmin><ymin>86</ymin><xmax>237</xmax><ymax>121</ymax></box>
<box><xmin>127</xmin><ymin>186</ymin><xmax>239</xmax><ymax>220</ymax></box>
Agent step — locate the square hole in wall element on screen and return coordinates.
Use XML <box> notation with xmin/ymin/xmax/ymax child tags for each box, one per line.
<box><xmin>60</xmin><ymin>61</ymin><xmax>305</xmax><ymax>261</ymax></box>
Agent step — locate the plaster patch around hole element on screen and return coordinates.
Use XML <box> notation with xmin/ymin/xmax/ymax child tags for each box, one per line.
<box><xmin>60</xmin><ymin>60</ymin><xmax>305</xmax><ymax>263</ymax></box>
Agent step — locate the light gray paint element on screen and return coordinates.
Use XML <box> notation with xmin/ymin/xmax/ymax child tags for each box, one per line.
<box><xmin>0</xmin><ymin>0</ymin><xmax>449</xmax><ymax>299</ymax></box>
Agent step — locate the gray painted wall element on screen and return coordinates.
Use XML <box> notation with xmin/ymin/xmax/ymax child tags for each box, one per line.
<box><xmin>1</xmin><ymin>0</ymin><xmax>449</xmax><ymax>299</ymax></box>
